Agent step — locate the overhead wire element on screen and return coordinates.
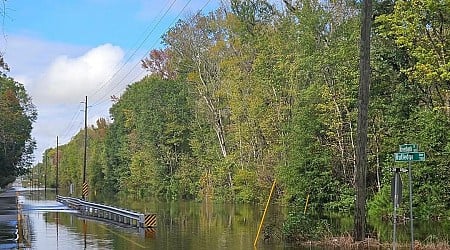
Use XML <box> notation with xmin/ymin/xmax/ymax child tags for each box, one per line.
<box><xmin>91</xmin><ymin>0</ymin><xmax>210</xmax><ymax>109</ymax></box>
<box><xmin>124</xmin><ymin>0</ymin><xmax>214</xmax><ymax>88</ymax></box>
<box><xmin>57</xmin><ymin>0</ymin><xmax>180</xmax><ymax>140</ymax></box>
<box><xmin>39</xmin><ymin>1</ymin><xmax>220</xmax><ymax>159</ymax></box>
<box><xmin>87</xmin><ymin>0</ymin><xmax>199</xmax><ymax>122</ymax></box>
<box><xmin>89</xmin><ymin>0</ymin><xmax>178</xmax><ymax>103</ymax></box>
<box><xmin>90</xmin><ymin>0</ymin><xmax>182</xmax><ymax>108</ymax></box>
<box><xmin>59</xmin><ymin>102</ymin><xmax>83</xmax><ymax>142</ymax></box>
<box><xmin>67</xmin><ymin>0</ymin><xmax>214</xmax><ymax>138</ymax></box>
<box><xmin>100</xmin><ymin>0</ymin><xmax>192</xmax><ymax>100</ymax></box>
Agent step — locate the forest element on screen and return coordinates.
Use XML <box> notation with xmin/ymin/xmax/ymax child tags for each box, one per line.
<box><xmin>34</xmin><ymin>0</ymin><xmax>450</xmax><ymax>239</ymax></box>
<box><xmin>0</xmin><ymin>67</ymin><xmax>37</xmax><ymax>187</ymax></box>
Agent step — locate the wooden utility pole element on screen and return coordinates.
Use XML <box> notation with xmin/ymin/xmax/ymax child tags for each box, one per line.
<box><xmin>354</xmin><ymin>0</ymin><xmax>372</xmax><ymax>242</ymax></box>
<box><xmin>56</xmin><ymin>136</ymin><xmax>59</xmax><ymax>196</ymax></box>
<box><xmin>82</xmin><ymin>96</ymin><xmax>88</xmax><ymax>200</ymax></box>
<box><xmin>44</xmin><ymin>152</ymin><xmax>47</xmax><ymax>198</ymax></box>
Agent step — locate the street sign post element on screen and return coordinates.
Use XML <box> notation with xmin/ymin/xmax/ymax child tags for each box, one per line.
<box><xmin>393</xmin><ymin>144</ymin><xmax>425</xmax><ymax>250</ymax></box>
<box><xmin>391</xmin><ymin>168</ymin><xmax>402</xmax><ymax>250</ymax></box>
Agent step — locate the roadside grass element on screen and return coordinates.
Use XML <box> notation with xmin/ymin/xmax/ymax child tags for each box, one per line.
<box><xmin>298</xmin><ymin>234</ymin><xmax>450</xmax><ymax>249</ymax></box>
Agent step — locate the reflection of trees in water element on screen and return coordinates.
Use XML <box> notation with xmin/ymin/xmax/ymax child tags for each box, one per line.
<box><xmin>17</xmin><ymin>198</ymin><xmax>32</xmax><ymax>248</ymax></box>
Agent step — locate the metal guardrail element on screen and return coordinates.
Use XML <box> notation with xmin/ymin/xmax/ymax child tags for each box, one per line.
<box><xmin>56</xmin><ymin>195</ymin><xmax>156</xmax><ymax>228</ymax></box>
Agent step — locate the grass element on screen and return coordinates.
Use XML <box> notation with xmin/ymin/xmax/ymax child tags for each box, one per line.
<box><xmin>298</xmin><ymin>234</ymin><xmax>450</xmax><ymax>249</ymax></box>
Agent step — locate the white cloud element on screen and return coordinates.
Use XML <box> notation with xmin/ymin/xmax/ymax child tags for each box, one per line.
<box><xmin>33</xmin><ymin>44</ymin><xmax>124</xmax><ymax>105</ymax></box>
<box><xmin>2</xmin><ymin>35</ymin><xmax>141</xmax><ymax>164</ymax></box>
<box><xmin>2</xmin><ymin>34</ymin><xmax>88</xmax><ymax>87</ymax></box>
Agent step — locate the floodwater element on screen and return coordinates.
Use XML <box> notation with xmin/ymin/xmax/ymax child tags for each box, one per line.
<box><xmin>13</xmin><ymin>188</ymin><xmax>297</xmax><ymax>250</ymax></box>
<box><xmin>5</xmin><ymin>185</ymin><xmax>449</xmax><ymax>249</ymax></box>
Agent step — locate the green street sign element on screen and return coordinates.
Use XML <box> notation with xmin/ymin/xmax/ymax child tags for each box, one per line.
<box><xmin>394</xmin><ymin>152</ymin><xmax>425</xmax><ymax>162</ymax></box>
<box><xmin>399</xmin><ymin>144</ymin><xmax>418</xmax><ymax>153</ymax></box>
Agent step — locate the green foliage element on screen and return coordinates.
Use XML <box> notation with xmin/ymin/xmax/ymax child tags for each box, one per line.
<box><xmin>279</xmin><ymin>82</ymin><xmax>355</xmax><ymax>212</ymax></box>
<box><xmin>283</xmin><ymin>211</ymin><xmax>332</xmax><ymax>242</ymax></box>
<box><xmin>0</xmin><ymin>76</ymin><xmax>36</xmax><ymax>187</ymax></box>
<box><xmin>233</xmin><ymin>168</ymin><xmax>258</xmax><ymax>202</ymax></box>
<box><xmin>88</xmin><ymin>119</ymin><xmax>108</xmax><ymax>195</ymax></box>
<box><xmin>376</xmin><ymin>0</ymin><xmax>450</xmax><ymax>110</ymax></box>
<box><xmin>105</xmin><ymin>76</ymin><xmax>194</xmax><ymax>199</ymax></box>
<box><xmin>368</xmin><ymin>185</ymin><xmax>394</xmax><ymax>219</ymax></box>
<box><xmin>410</xmin><ymin>109</ymin><xmax>450</xmax><ymax>218</ymax></box>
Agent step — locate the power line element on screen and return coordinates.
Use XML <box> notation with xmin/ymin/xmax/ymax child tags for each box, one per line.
<box><xmin>90</xmin><ymin>0</ymin><xmax>199</xmax><ymax>110</ymax></box>
<box><xmin>88</xmin><ymin>0</ymin><xmax>201</xmax><ymax>122</ymax></box>
<box><xmin>59</xmin><ymin>102</ymin><xmax>83</xmax><ymax>141</ymax></box>
<box><xmin>57</xmin><ymin>1</ymin><xmax>181</xmax><ymax>141</ymax></box>
<box><xmin>89</xmin><ymin>0</ymin><xmax>178</xmax><ymax>103</ymax></box>
<box><xmin>72</xmin><ymin>0</ymin><xmax>214</xmax><ymax>133</ymax></box>
<box><xmin>89</xmin><ymin>0</ymin><xmax>181</xmax><ymax>108</ymax></box>
<box><xmin>36</xmin><ymin>1</ymin><xmax>217</xmax><ymax>164</ymax></box>
<box><xmin>122</xmin><ymin>0</ymin><xmax>213</xmax><ymax>90</ymax></box>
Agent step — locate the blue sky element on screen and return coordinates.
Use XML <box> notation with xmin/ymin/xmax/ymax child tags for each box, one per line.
<box><xmin>0</xmin><ymin>0</ymin><xmax>221</xmax><ymax>163</ymax></box>
<box><xmin>5</xmin><ymin>0</ymin><xmax>219</xmax><ymax>48</ymax></box>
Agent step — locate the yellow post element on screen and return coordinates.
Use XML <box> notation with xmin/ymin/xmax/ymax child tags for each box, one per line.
<box><xmin>304</xmin><ymin>194</ymin><xmax>310</xmax><ymax>214</ymax></box>
<box><xmin>253</xmin><ymin>180</ymin><xmax>276</xmax><ymax>247</ymax></box>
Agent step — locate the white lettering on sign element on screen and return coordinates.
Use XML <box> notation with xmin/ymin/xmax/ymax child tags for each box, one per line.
<box><xmin>399</xmin><ymin>144</ymin><xmax>418</xmax><ymax>153</ymax></box>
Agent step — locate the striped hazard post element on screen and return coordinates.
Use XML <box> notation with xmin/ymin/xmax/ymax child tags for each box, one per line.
<box><xmin>144</xmin><ymin>214</ymin><xmax>157</xmax><ymax>228</ymax></box>
<box><xmin>82</xmin><ymin>182</ymin><xmax>89</xmax><ymax>198</ymax></box>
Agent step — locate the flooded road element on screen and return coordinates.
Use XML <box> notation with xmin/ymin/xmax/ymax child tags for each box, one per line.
<box><xmin>0</xmin><ymin>187</ymin><xmax>19</xmax><ymax>249</ymax></box>
<box><xmin>2</xmin><ymin>182</ymin><xmax>448</xmax><ymax>249</ymax></box>
<box><xmin>3</xmin><ymin>183</ymin><xmax>295</xmax><ymax>249</ymax></box>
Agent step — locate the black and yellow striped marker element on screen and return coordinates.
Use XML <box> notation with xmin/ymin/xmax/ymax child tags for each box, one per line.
<box><xmin>82</xmin><ymin>182</ymin><xmax>89</xmax><ymax>197</ymax></box>
<box><xmin>144</xmin><ymin>214</ymin><xmax>156</xmax><ymax>228</ymax></box>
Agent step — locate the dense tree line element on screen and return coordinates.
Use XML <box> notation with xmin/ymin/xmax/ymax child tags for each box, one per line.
<box><xmin>36</xmin><ymin>0</ymin><xmax>450</xmax><ymax>234</ymax></box>
<box><xmin>0</xmin><ymin>75</ymin><xmax>37</xmax><ymax>187</ymax></box>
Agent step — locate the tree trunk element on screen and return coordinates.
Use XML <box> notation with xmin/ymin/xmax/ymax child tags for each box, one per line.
<box><xmin>354</xmin><ymin>0</ymin><xmax>372</xmax><ymax>242</ymax></box>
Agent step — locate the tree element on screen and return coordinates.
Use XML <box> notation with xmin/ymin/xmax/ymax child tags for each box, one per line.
<box><xmin>105</xmin><ymin>76</ymin><xmax>193</xmax><ymax>199</ymax></box>
<box><xmin>163</xmin><ymin>11</ymin><xmax>230</xmax><ymax>158</ymax></box>
<box><xmin>376</xmin><ymin>0</ymin><xmax>450</xmax><ymax>111</ymax></box>
<box><xmin>278</xmin><ymin>0</ymin><xmax>360</xmax><ymax>211</ymax></box>
<box><xmin>354</xmin><ymin>0</ymin><xmax>372</xmax><ymax>242</ymax></box>
<box><xmin>161</xmin><ymin>10</ymin><xmax>238</xmax><ymax>199</ymax></box>
<box><xmin>88</xmin><ymin>118</ymin><xmax>108</xmax><ymax>197</ymax></box>
<box><xmin>0</xmin><ymin>77</ymin><xmax>37</xmax><ymax>187</ymax></box>
<box><xmin>141</xmin><ymin>49</ymin><xmax>175</xmax><ymax>79</ymax></box>
<box><xmin>0</xmin><ymin>1</ymin><xmax>36</xmax><ymax>187</ymax></box>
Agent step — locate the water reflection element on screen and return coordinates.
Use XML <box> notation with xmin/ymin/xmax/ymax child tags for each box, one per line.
<box><xmin>18</xmin><ymin>189</ymin><xmax>449</xmax><ymax>249</ymax></box>
<box><xmin>97</xmin><ymin>197</ymin><xmax>292</xmax><ymax>249</ymax></box>
<box><xmin>28</xmin><ymin>211</ymin><xmax>129</xmax><ymax>249</ymax></box>
<box><xmin>22</xmin><ymin>189</ymin><xmax>292</xmax><ymax>249</ymax></box>
<box><xmin>0</xmin><ymin>220</ymin><xmax>18</xmax><ymax>249</ymax></box>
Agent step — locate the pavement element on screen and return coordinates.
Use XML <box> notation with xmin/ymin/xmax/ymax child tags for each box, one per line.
<box><xmin>0</xmin><ymin>185</ymin><xmax>19</xmax><ymax>249</ymax></box>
